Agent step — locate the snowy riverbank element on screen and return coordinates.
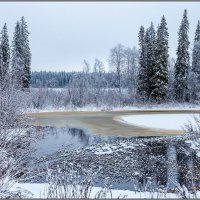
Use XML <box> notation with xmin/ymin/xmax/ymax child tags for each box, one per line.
<box><xmin>119</xmin><ymin>113</ymin><xmax>198</xmax><ymax>131</ymax></box>
<box><xmin>26</xmin><ymin>102</ymin><xmax>200</xmax><ymax>114</ymax></box>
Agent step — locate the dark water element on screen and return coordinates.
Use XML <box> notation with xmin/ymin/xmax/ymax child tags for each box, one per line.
<box><xmin>31</xmin><ymin>126</ymin><xmax>116</xmax><ymax>158</ymax></box>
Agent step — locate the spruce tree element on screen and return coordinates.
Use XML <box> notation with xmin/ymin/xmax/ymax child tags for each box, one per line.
<box><xmin>0</xmin><ymin>43</ymin><xmax>3</xmax><ymax>88</ymax></box>
<box><xmin>189</xmin><ymin>20</ymin><xmax>200</xmax><ymax>101</ymax></box>
<box><xmin>192</xmin><ymin>21</ymin><xmax>200</xmax><ymax>77</ymax></box>
<box><xmin>194</xmin><ymin>20</ymin><xmax>200</xmax><ymax>42</ymax></box>
<box><xmin>137</xmin><ymin>26</ymin><xmax>149</xmax><ymax>101</ymax></box>
<box><xmin>174</xmin><ymin>10</ymin><xmax>190</xmax><ymax>102</ymax></box>
<box><xmin>11</xmin><ymin>21</ymin><xmax>23</xmax><ymax>87</ymax></box>
<box><xmin>150</xmin><ymin>16</ymin><xmax>169</xmax><ymax>103</ymax></box>
<box><xmin>0</xmin><ymin>23</ymin><xmax>10</xmax><ymax>84</ymax></box>
<box><xmin>11</xmin><ymin>17</ymin><xmax>31</xmax><ymax>89</ymax></box>
<box><xmin>20</xmin><ymin>16</ymin><xmax>31</xmax><ymax>88</ymax></box>
<box><xmin>146</xmin><ymin>22</ymin><xmax>156</xmax><ymax>100</ymax></box>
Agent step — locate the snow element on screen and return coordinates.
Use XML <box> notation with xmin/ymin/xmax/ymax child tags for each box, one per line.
<box><xmin>120</xmin><ymin>114</ymin><xmax>199</xmax><ymax>131</ymax></box>
<box><xmin>185</xmin><ymin>140</ymin><xmax>200</xmax><ymax>150</ymax></box>
<box><xmin>90</xmin><ymin>142</ymin><xmax>138</xmax><ymax>155</ymax></box>
<box><xmin>27</xmin><ymin>102</ymin><xmax>200</xmax><ymax>113</ymax></box>
<box><xmin>94</xmin><ymin>151</ymin><xmax>113</xmax><ymax>155</ymax></box>
<box><xmin>185</xmin><ymin>140</ymin><xmax>200</xmax><ymax>158</ymax></box>
<box><xmin>93</xmin><ymin>145</ymin><xmax>117</xmax><ymax>155</ymax></box>
<box><xmin>11</xmin><ymin>182</ymin><xmax>199</xmax><ymax>199</ymax></box>
<box><xmin>11</xmin><ymin>183</ymin><xmax>48</xmax><ymax>198</ymax></box>
<box><xmin>94</xmin><ymin>148</ymin><xmax>113</xmax><ymax>155</ymax></box>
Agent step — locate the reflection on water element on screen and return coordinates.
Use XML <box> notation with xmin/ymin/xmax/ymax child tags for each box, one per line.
<box><xmin>31</xmin><ymin>126</ymin><xmax>116</xmax><ymax>157</ymax></box>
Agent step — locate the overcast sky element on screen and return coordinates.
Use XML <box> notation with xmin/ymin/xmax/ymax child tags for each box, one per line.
<box><xmin>0</xmin><ymin>2</ymin><xmax>200</xmax><ymax>72</ymax></box>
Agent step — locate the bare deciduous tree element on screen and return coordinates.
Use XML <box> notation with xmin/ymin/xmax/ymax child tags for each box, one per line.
<box><xmin>109</xmin><ymin>44</ymin><xmax>125</xmax><ymax>95</ymax></box>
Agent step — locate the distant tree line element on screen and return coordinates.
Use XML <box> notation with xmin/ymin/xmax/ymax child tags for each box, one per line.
<box><xmin>31</xmin><ymin>70</ymin><xmax>116</xmax><ymax>88</ymax></box>
<box><xmin>31</xmin><ymin>46</ymin><xmax>138</xmax><ymax>91</ymax></box>
<box><xmin>31</xmin><ymin>46</ymin><xmax>139</xmax><ymax>106</ymax></box>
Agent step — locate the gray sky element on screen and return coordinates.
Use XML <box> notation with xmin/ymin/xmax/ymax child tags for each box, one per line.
<box><xmin>0</xmin><ymin>2</ymin><xmax>200</xmax><ymax>72</ymax></box>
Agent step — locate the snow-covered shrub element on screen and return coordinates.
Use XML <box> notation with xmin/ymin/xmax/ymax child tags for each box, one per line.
<box><xmin>0</xmin><ymin>77</ymin><xmax>33</xmax><ymax>197</ymax></box>
<box><xmin>46</xmin><ymin>166</ymin><xmax>98</xmax><ymax>199</ymax></box>
<box><xmin>185</xmin><ymin>114</ymin><xmax>200</xmax><ymax>136</ymax></box>
<box><xmin>29</xmin><ymin>87</ymin><xmax>49</xmax><ymax>109</ymax></box>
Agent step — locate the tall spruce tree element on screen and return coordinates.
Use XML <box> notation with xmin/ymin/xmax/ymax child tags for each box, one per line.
<box><xmin>137</xmin><ymin>26</ymin><xmax>149</xmax><ymax>101</ymax></box>
<box><xmin>0</xmin><ymin>41</ymin><xmax>3</xmax><ymax>88</ymax></box>
<box><xmin>11</xmin><ymin>17</ymin><xmax>31</xmax><ymax>89</ymax></box>
<box><xmin>189</xmin><ymin>20</ymin><xmax>200</xmax><ymax>101</ymax></box>
<box><xmin>146</xmin><ymin>22</ymin><xmax>156</xmax><ymax>100</ymax></box>
<box><xmin>174</xmin><ymin>10</ymin><xmax>190</xmax><ymax>102</ymax></box>
<box><xmin>20</xmin><ymin>16</ymin><xmax>31</xmax><ymax>88</ymax></box>
<box><xmin>192</xmin><ymin>21</ymin><xmax>200</xmax><ymax>77</ymax></box>
<box><xmin>194</xmin><ymin>20</ymin><xmax>200</xmax><ymax>41</ymax></box>
<box><xmin>0</xmin><ymin>23</ymin><xmax>10</xmax><ymax>85</ymax></box>
<box><xmin>150</xmin><ymin>16</ymin><xmax>169</xmax><ymax>103</ymax></box>
<box><xmin>11</xmin><ymin>21</ymin><xmax>23</xmax><ymax>87</ymax></box>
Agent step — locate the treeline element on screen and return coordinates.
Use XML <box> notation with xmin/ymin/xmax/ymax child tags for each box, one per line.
<box><xmin>31</xmin><ymin>71</ymin><xmax>75</xmax><ymax>88</ymax></box>
<box><xmin>30</xmin><ymin>52</ymin><xmax>139</xmax><ymax>108</ymax></box>
<box><xmin>31</xmin><ymin>46</ymin><xmax>138</xmax><ymax>91</ymax></box>
<box><xmin>31</xmin><ymin>70</ymin><xmax>116</xmax><ymax>88</ymax></box>
<box><xmin>31</xmin><ymin>46</ymin><xmax>139</xmax><ymax>100</ymax></box>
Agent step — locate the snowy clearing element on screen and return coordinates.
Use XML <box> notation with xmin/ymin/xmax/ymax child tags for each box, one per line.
<box><xmin>120</xmin><ymin>114</ymin><xmax>199</xmax><ymax>131</ymax></box>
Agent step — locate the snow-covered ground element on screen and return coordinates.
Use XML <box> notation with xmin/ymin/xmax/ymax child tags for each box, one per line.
<box><xmin>120</xmin><ymin>114</ymin><xmax>198</xmax><ymax>131</ymax></box>
<box><xmin>11</xmin><ymin>182</ymin><xmax>199</xmax><ymax>199</ymax></box>
<box><xmin>185</xmin><ymin>139</ymin><xmax>200</xmax><ymax>157</ymax></box>
<box><xmin>27</xmin><ymin>102</ymin><xmax>200</xmax><ymax>113</ymax></box>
